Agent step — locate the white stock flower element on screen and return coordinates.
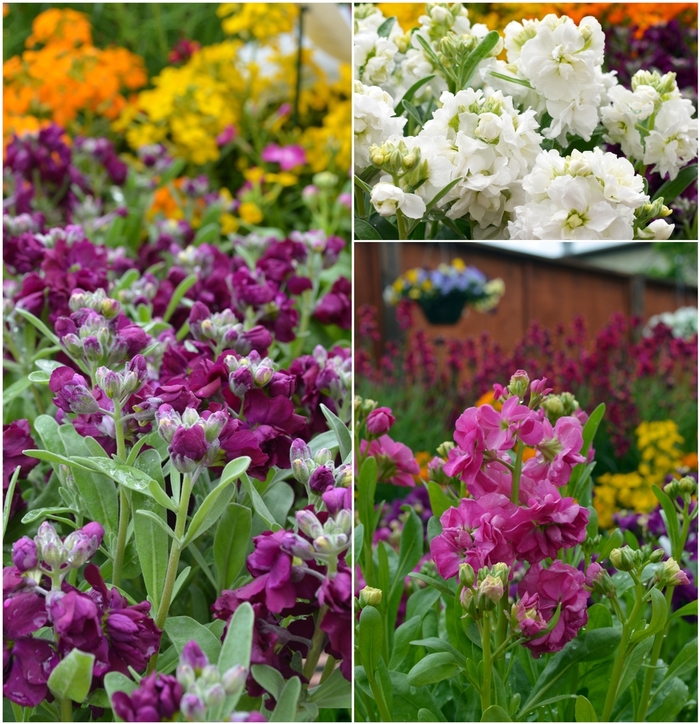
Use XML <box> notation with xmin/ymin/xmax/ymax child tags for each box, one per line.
<box><xmin>354</xmin><ymin>30</ymin><xmax>400</xmax><ymax>86</ymax></box>
<box><xmin>370</xmin><ymin>181</ymin><xmax>426</xmax><ymax>219</ymax></box>
<box><xmin>353</xmin><ymin>83</ymin><xmax>406</xmax><ymax>169</ymax></box>
<box><xmin>509</xmin><ymin>149</ymin><xmax>650</xmax><ymax>240</ymax></box>
<box><xmin>637</xmin><ymin>218</ymin><xmax>674</xmax><ymax>240</ymax></box>
<box><xmin>643</xmin><ymin>98</ymin><xmax>698</xmax><ymax>180</ymax></box>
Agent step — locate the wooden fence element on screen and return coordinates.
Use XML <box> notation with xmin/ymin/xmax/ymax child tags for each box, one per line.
<box><xmin>354</xmin><ymin>242</ymin><xmax>698</xmax><ymax>353</ymax></box>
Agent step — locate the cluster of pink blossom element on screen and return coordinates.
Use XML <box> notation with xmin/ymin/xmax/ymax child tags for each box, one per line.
<box><xmin>430</xmin><ymin>371</ymin><xmax>591</xmax><ymax>656</ymax></box>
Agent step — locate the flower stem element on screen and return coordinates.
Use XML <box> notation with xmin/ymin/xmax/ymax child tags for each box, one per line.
<box><xmin>602</xmin><ymin>578</ymin><xmax>645</xmax><ymax>721</ymax></box>
<box><xmin>112</xmin><ymin>399</ymin><xmax>129</xmax><ymax>587</ymax></box>
<box><xmin>511</xmin><ymin>440</ymin><xmax>524</xmax><ymax>504</ymax></box>
<box><xmin>396</xmin><ymin>208</ymin><xmax>408</xmax><ymax>240</ymax></box>
<box><xmin>148</xmin><ymin>471</ymin><xmax>194</xmax><ymax>672</ymax></box>
<box><xmin>303</xmin><ymin>605</ymin><xmax>329</xmax><ymax>681</ymax></box>
<box><xmin>481</xmin><ymin>614</ymin><xmax>493</xmax><ymax>714</ymax></box>
<box><xmin>60</xmin><ymin>698</ymin><xmax>72</xmax><ymax>722</ymax></box>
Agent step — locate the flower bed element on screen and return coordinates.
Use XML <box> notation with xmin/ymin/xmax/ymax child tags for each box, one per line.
<box><xmin>354</xmin><ymin>372</ymin><xmax>698</xmax><ymax>722</ymax></box>
<box><xmin>353</xmin><ymin>2</ymin><xmax>698</xmax><ymax>239</ymax></box>
<box><xmin>3</xmin><ymin>4</ymin><xmax>351</xmax><ymax>722</ymax></box>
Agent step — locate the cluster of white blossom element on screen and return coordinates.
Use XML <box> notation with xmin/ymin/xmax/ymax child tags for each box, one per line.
<box><xmin>353</xmin><ymin>2</ymin><xmax>697</xmax><ymax>240</ymax></box>
<box><xmin>485</xmin><ymin>14</ymin><xmax>615</xmax><ymax>142</ymax></box>
<box><xmin>507</xmin><ymin>148</ymin><xmax>673</xmax><ymax>240</ymax></box>
<box><xmin>601</xmin><ymin>70</ymin><xmax>698</xmax><ymax>180</ymax></box>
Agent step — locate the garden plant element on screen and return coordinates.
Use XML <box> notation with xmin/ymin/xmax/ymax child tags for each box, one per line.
<box><xmin>3</xmin><ymin>4</ymin><xmax>351</xmax><ymax>722</ymax></box>
<box><xmin>354</xmin><ymin>2</ymin><xmax>698</xmax><ymax>239</ymax></box>
<box><xmin>354</xmin><ymin>370</ymin><xmax>698</xmax><ymax>722</ymax></box>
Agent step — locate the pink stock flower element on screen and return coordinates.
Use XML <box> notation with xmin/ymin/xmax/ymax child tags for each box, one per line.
<box><xmin>361</xmin><ymin>435</ymin><xmax>420</xmax><ymax>487</ymax></box>
<box><xmin>522</xmin><ymin>416</ymin><xmax>586</xmax><ymax>487</ymax></box>
<box><xmin>261</xmin><ymin>144</ymin><xmax>306</xmax><ymax>171</ymax></box>
<box><xmin>443</xmin><ymin>408</ymin><xmax>484</xmax><ymax>481</ymax></box>
<box><xmin>503</xmin><ymin>494</ymin><xmax>588</xmax><ymax>564</ymax></box>
<box><xmin>366</xmin><ymin>407</ymin><xmax>395</xmax><ymax>435</ymax></box>
<box><xmin>478</xmin><ymin>396</ymin><xmax>544</xmax><ymax>451</ymax></box>
<box><xmin>513</xmin><ymin>592</ymin><xmax>547</xmax><ymax>637</ymax></box>
<box><xmin>518</xmin><ymin>561</ymin><xmax>589</xmax><ymax>657</ymax></box>
<box><xmin>430</xmin><ymin>494</ymin><xmax>516</xmax><ymax>579</ymax></box>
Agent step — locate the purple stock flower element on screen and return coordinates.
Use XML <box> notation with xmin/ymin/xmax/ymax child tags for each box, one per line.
<box><xmin>112</xmin><ymin>672</ymin><xmax>182</xmax><ymax>722</ymax></box>
<box><xmin>313</xmin><ymin>277</ymin><xmax>351</xmax><ymax>330</ymax></box>
<box><xmin>230</xmin><ymin>713</ymin><xmax>268</xmax><ymax>722</ymax></box>
<box><xmin>49</xmin><ymin>367</ymin><xmax>100</xmax><ymax>414</ymax></box>
<box><xmin>309</xmin><ymin>466</ymin><xmax>335</xmax><ymax>494</ymax></box>
<box><xmin>3</xmin><ymin>419</ymin><xmax>40</xmax><ymax>519</ymax></box>
<box><xmin>181</xmin><ymin>640</ymin><xmax>208</xmax><ymax>672</ymax></box>
<box><xmin>11</xmin><ymin>538</ymin><xmax>37</xmax><ymax>572</ymax></box>
<box><xmin>3</xmin><ymin>592</ymin><xmax>57</xmax><ymax>707</ymax></box>
<box><xmin>170</xmin><ymin>425</ymin><xmax>210</xmax><ymax>472</ymax></box>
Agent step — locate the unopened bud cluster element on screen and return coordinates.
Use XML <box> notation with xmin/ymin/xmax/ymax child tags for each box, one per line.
<box><xmin>95</xmin><ymin>355</ymin><xmax>148</xmax><ymax>401</ymax></box>
<box><xmin>156</xmin><ymin>405</ymin><xmax>227</xmax><ymax>473</ymax></box>
<box><xmin>290</xmin><ymin>438</ymin><xmax>349</xmax><ymax>496</ymax></box>
<box><xmin>460</xmin><ymin>563</ymin><xmax>510</xmax><ymax>617</ymax></box>
<box><xmin>12</xmin><ymin>521</ymin><xmax>104</xmax><ymax>589</ymax></box>
<box><xmin>664</xmin><ymin>475</ymin><xmax>697</xmax><ymax>502</ymax></box>
<box><xmin>358</xmin><ymin>586</ymin><xmax>383</xmax><ymax>608</ymax></box>
<box><xmin>176</xmin><ymin>642</ymin><xmax>246</xmax><ymax>722</ymax></box>
<box><xmin>541</xmin><ymin>392</ymin><xmax>580</xmax><ymax>423</ymax></box>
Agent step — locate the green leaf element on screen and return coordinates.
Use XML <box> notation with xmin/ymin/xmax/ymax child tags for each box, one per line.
<box><xmin>251</xmin><ymin>664</ymin><xmax>285</xmax><ymax>700</ymax></box>
<box><xmin>4</xmin><ymin>376</ymin><xmax>33</xmax><ymax>402</ymax></box>
<box><xmin>581</xmin><ymin>403</ymin><xmax>605</xmax><ymax>457</ymax></box>
<box><xmin>389</xmin><ymin>616</ymin><xmax>422</xmax><ymax>671</ymax></box>
<box><xmin>575</xmin><ymin>696</ymin><xmax>598</xmax><ymax>722</ymax></box>
<box><xmin>387</xmin><ymin>670</ymin><xmax>448</xmax><ymax>722</ymax></box>
<box><xmin>459</xmin><ymin>30</ymin><xmax>500</xmax><ymax>87</ymax></box>
<box><xmin>408</xmin><ymin>572</ymin><xmax>454</xmax><ymax>599</ymax></box>
<box><xmin>83</xmin><ymin>437</ymin><xmax>109</xmax><ymax>458</ymax></box>
<box><xmin>652</xmin><ymin>485</ymin><xmax>681</xmax><ymax>555</ymax></box>
<box><xmin>193</xmin><ymin>222</ymin><xmax>220</xmax><ymax>247</ymax></box>
<box><xmin>163</xmin><ymin>273</ymin><xmax>197</xmax><ymax>323</ymax></box>
<box><xmin>668</xmin><ymin>599</ymin><xmax>697</xmax><ymax>622</ymax></box>
<box><xmin>135</xmin><ymin>509</ymin><xmax>178</xmax><ymax>540</ymax></box>
<box><xmin>214</xmin><ymin>503</ymin><xmax>252</xmax><ymax>590</ymax></box>
<box><xmin>647</xmin><ymin>677</ymin><xmax>688</xmax><ymax>721</ymax></box>
<box><xmin>114</xmin><ymin>268</ymin><xmax>140</xmax><ymax>293</ymax></box>
<box><xmin>72</xmin><ymin>455</ymin><xmax>178</xmax><ymax>512</ymax></box>
<box><xmin>358</xmin><ymin>605</ymin><xmax>384</xmax><ymax>676</ymax></box>
<box><xmin>586</xmin><ymin>603</ymin><xmax>612</xmax><ymax>630</ymax></box>
<box><xmin>354</xmin><ymin>174</ymin><xmax>374</xmax><ymax>195</ymax></box>
<box><xmin>414</xmin><ymin>34</ymin><xmax>444</xmax><ymax>73</ymax></box>
<box><xmin>427</xmin><ymin>481</ymin><xmax>452</xmax><ymax>519</ymax></box>
<box><xmin>418</xmin><ymin>708</ymin><xmax>441</xmax><ymax>722</ymax></box>
<box><xmin>376</xmin><ymin>15</ymin><xmax>396</xmax><ymax>38</ymax></box>
<box><xmin>269</xmin><ymin>676</ymin><xmax>301</xmax><ymax>722</ymax></box>
<box><xmin>157</xmin><ymin>158</ymin><xmax>186</xmax><ymax>187</ymax></box>
<box><xmin>405</xmin><ymin>586</ymin><xmax>441</xmax><ymax>622</ymax></box>
<box><xmin>488</xmin><ymin>70</ymin><xmax>533</xmax><ymax>88</ymax></box>
<box><xmin>407</xmin><ymin>652</ymin><xmax>460</xmax><ymax>687</ymax></box>
<box><xmin>308</xmin><ymin>429</ymin><xmax>339</xmax><ymax>457</ymax></box>
<box><xmin>410</xmin><ymin>637</ymin><xmax>466</xmax><ymax>667</ymax></box>
<box><xmin>424</xmin><ymin>177</ymin><xmax>461</xmax><ymax>213</ymax></box>
<box><xmin>47</xmin><ymin>649</ymin><xmax>94</xmax><ymax>703</ymax></box>
<box><xmin>358</xmin><ymin>456</ymin><xmax>377</xmax><ymax>530</ymax></box>
<box><xmin>631</xmin><ymin>587</ymin><xmax>667</xmax><ymax>643</ymax></box>
<box><xmin>240</xmin><ymin>472</ymin><xmax>280</xmax><ymax>532</ymax></box>
<box><xmin>355</xmin><ymin>218</ymin><xmax>383</xmax><ymax>240</ymax></box>
<box><xmin>375</xmin><ymin>658</ymin><xmax>394</xmax><ymax>717</ymax></box>
<box><xmin>664</xmin><ymin>637</ymin><xmax>697</xmax><ymax>682</ymax></box>
<box><xmin>219</xmin><ymin>601</ymin><xmax>254</xmax><ymax>673</ymax></box>
<box><xmin>353</xmin><ymin>523</ymin><xmax>364</xmax><ymax>569</ymax></box>
<box><xmin>14</xmin><ymin>308</ymin><xmax>59</xmax><ymax>345</ymax></box>
<box><xmin>21</xmin><ymin>507</ymin><xmax>77</xmax><ymax>525</ymax></box>
<box><xmin>307</xmin><ymin>666</ymin><xmax>351</xmax><ymax>709</ymax></box>
<box><xmin>320</xmin><ymin>404</ymin><xmax>351</xmax><ymax>460</ymax></box>
<box><xmin>182</xmin><ymin>457</ymin><xmax>251</xmax><ymax>547</ymax></box>
<box><xmin>104</xmin><ymin>671</ymin><xmax>137</xmax><ymax>706</ymax></box>
<box><xmin>598</xmin><ymin>528</ymin><xmax>624</xmax><ymax>563</ymax></box>
<box><xmin>395</xmin><ymin>75</ymin><xmax>436</xmax><ymax>113</ymax></box>
<box><xmin>481</xmin><ymin>705</ymin><xmax>512</xmax><ymax>722</ymax></box>
<box><xmin>652</xmin><ymin>164</ymin><xmax>698</xmax><ymax>204</ymax></box>
<box><xmin>520</xmin><ymin>628</ymin><xmax>622</xmax><ymax>716</ymax></box>
<box><xmin>164</xmin><ymin>616</ymin><xmax>222</xmax><ymax>664</ymax></box>
<box><xmin>402</xmin><ymin>100</ymin><xmax>423</xmax><ymax>127</ymax></box>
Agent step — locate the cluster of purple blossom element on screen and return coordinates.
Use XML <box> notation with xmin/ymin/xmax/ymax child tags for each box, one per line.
<box><xmin>5</xmin><ymin>522</ymin><xmax>160</xmax><ymax>708</ymax></box>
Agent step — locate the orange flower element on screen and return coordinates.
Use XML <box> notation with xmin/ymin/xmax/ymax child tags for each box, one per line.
<box><xmin>475</xmin><ymin>390</ymin><xmax>503</xmax><ymax>412</ymax></box>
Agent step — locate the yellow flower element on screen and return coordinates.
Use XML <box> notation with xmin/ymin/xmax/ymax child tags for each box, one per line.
<box><xmin>239</xmin><ymin>202</ymin><xmax>263</xmax><ymax>225</ymax></box>
<box><xmin>405</xmin><ymin>269</ymin><xmax>419</xmax><ymax>284</ymax></box>
<box><xmin>452</xmin><ymin>258</ymin><xmax>466</xmax><ymax>272</ymax></box>
<box><xmin>217</xmin><ymin>3</ymin><xmax>298</xmax><ymax>42</ymax></box>
<box><xmin>266</xmin><ymin>172</ymin><xmax>298</xmax><ymax>187</ymax></box>
<box><xmin>220</xmin><ymin>212</ymin><xmax>239</xmax><ymax>234</ymax></box>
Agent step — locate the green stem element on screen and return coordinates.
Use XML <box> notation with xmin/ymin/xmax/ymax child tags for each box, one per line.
<box><xmin>303</xmin><ymin>605</ymin><xmax>329</xmax><ymax>681</ymax></box>
<box><xmin>396</xmin><ymin>208</ymin><xmax>408</xmax><ymax>240</ymax></box>
<box><xmin>511</xmin><ymin>440</ymin><xmax>524</xmax><ymax>504</ymax></box>
<box><xmin>111</xmin><ymin>400</ymin><xmax>129</xmax><ymax>587</ymax></box>
<box><xmin>494</xmin><ymin>594</ymin><xmax>509</xmax><ymax>677</ymax></box>
<box><xmin>60</xmin><ymin>698</ymin><xmax>72</xmax><ymax>722</ymax></box>
<box><xmin>637</xmin><ymin>501</ymin><xmax>691</xmax><ymax>720</ymax></box>
<box><xmin>481</xmin><ymin>614</ymin><xmax>493</xmax><ymax>714</ymax></box>
<box><xmin>367</xmin><ymin>665</ymin><xmax>393</xmax><ymax>722</ymax></box>
<box><xmin>148</xmin><ymin>470</ymin><xmax>195</xmax><ymax>671</ymax></box>
<box><xmin>602</xmin><ymin>578</ymin><xmax>645</xmax><ymax>721</ymax></box>
<box><xmin>356</xmin><ymin>185</ymin><xmax>367</xmax><ymax>219</ymax></box>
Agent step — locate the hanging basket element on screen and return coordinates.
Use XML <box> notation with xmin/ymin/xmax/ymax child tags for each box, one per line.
<box><xmin>418</xmin><ymin>292</ymin><xmax>468</xmax><ymax>325</ymax></box>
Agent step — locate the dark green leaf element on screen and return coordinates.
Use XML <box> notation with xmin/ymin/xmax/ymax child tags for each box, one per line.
<box><xmin>214</xmin><ymin>503</ymin><xmax>252</xmax><ymax>590</ymax></box>
<box><xmin>307</xmin><ymin>666</ymin><xmax>351</xmax><ymax>709</ymax></box>
<box><xmin>269</xmin><ymin>676</ymin><xmax>301</xmax><ymax>722</ymax></box>
<box><xmin>354</xmin><ymin>218</ymin><xmax>382</xmax><ymax>240</ymax></box>
<box><xmin>163</xmin><ymin>273</ymin><xmax>197</xmax><ymax>323</ymax></box>
<box><xmin>193</xmin><ymin>222</ymin><xmax>220</xmax><ymax>247</ymax></box>
<box><xmin>482</xmin><ymin>705</ymin><xmax>512</xmax><ymax>722</ymax></box>
<box><xmin>389</xmin><ymin>616</ymin><xmax>422</xmax><ymax>671</ymax></box>
<box><xmin>407</xmin><ymin>652</ymin><xmax>460</xmax><ymax>687</ymax></box>
<box><xmin>240</xmin><ymin>472</ymin><xmax>280</xmax><ymax>532</ymax></box>
<box><xmin>408</xmin><ymin>572</ymin><xmax>454</xmax><ymax>599</ymax></box>
<box><xmin>424</xmin><ymin>177</ymin><xmax>461</xmax><ymax>213</ymax></box>
<box><xmin>647</xmin><ymin>677</ymin><xmax>688</xmax><ymax>721</ymax></box>
<box><xmin>402</xmin><ymin>100</ymin><xmax>423</xmax><ymax>127</ymax></box>
<box><xmin>251</xmin><ymin>664</ymin><xmax>285</xmax><ymax>700</ymax></box>
<box><xmin>395</xmin><ymin>75</ymin><xmax>436</xmax><ymax>111</ymax></box>
<box><xmin>586</xmin><ymin>604</ymin><xmax>612</xmax><ymax>630</ymax></box>
<box><xmin>664</xmin><ymin>637</ymin><xmax>697</xmax><ymax>682</ymax></box>
<box><xmin>14</xmin><ymin>308</ymin><xmax>59</xmax><ymax>345</ymax></box>
<box><xmin>410</xmin><ymin>637</ymin><xmax>466</xmax><ymax>667</ymax></box>
<box><xmin>358</xmin><ymin>605</ymin><xmax>384</xmax><ymax>676</ymax></box>
<box><xmin>405</xmin><ymin>586</ymin><xmax>441</xmax><ymax>622</ymax></box>
<box><xmin>652</xmin><ymin>164</ymin><xmax>698</xmax><ymax>204</ymax></box>
<box><xmin>164</xmin><ymin>616</ymin><xmax>222</xmax><ymax>664</ymax></box>
<box><xmin>488</xmin><ymin>70</ymin><xmax>533</xmax><ymax>88</ymax></box>
<box><xmin>652</xmin><ymin>485</ymin><xmax>681</xmax><ymax>555</ymax></box>
<box><xmin>598</xmin><ymin>528</ymin><xmax>624</xmax><ymax>563</ymax></box>
<box><xmin>354</xmin><ymin>175</ymin><xmax>374</xmax><ymax>195</ymax></box>
<box><xmin>459</xmin><ymin>30</ymin><xmax>500</xmax><ymax>87</ymax></box>
<box><xmin>427</xmin><ymin>481</ymin><xmax>452</xmax><ymax>519</ymax></box>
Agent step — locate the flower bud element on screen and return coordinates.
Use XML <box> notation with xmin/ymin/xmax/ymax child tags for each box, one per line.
<box><xmin>176</xmin><ymin>663</ymin><xmax>196</xmax><ymax>690</ymax></box>
<box><xmin>221</xmin><ymin>664</ymin><xmax>247</xmax><ymax>696</ymax></box>
<box><xmin>479</xmin><ymin>574</ymin><xmax>504</xmax><ymax>605</ymax></box>
<box><xmin>12</xmin><ymin>536</ymin><xmax>38</xmax><ymax>572</ymax></box>
<box><xmin>290</xmin><ymin>438</ymin><xmax>312</xmax><ymax>464</ymax></box>
<box><xmin>296</xmin><ymin>509</ymin><xmax>323</xmax><ymax>539</ymax></box>
<box><xmin>292</xmin><ymin>458</ymin><xmax>311</xmax><ymax>486</ymax></box>
<box><xmin>36</xmin><ymin>521</ymin><xmax>66</xmax><ymax>570</ymax></box>
<box><xmin>83</xmin><ymin>336</ymin><xmax>103</xmax><ymax>363</ymax></box>
<box><xmin>205</xmin><ymin>683</ymin><xmax>225</xmax><ymax>709</ymax></box>
<box><xmin>436</xmin><ymin>441</ymin><xmax>455</xmax><ymax>458</ymax></box>
<box><xmin>491</xmin><ymin>562</ymin><xmax>510</xmax><ymax>587</ymax></box>
<box><xmin>156</xmin><ymin>404</ymin><xmax>181</xmax><ymax>444</ymax></box>
<box><xmin>280</xmin><ymin>532</ymin><xmax>316</xmax><ymax>560</ymax></box>
<box><xmin>459</xmin><ymin>563</ymin><xmax>475</xmax><ymax>588</ymax></box>
<box><xmin>508</xmin><ymin>370</ymin><xmax>530</xmax><ymax>399</ymax></box>
<box><xmin>95</xmin><ymin>367</ymin><xmax>122</xmax><ymax>399</ymax></box>
<box><xmin>322</xmin><ymin>487</ymin><xmax>348</xmax><ymax>516</ymax></box>
<box><xmin>181</xmin><ymin>693</ymin><xmax>206</xmax><ymax>722</ymax></box>
<box><xmin>230</xmin><ymin>367</ymin><xmax>253</xmax><ymax>398</ymax></box>
<box><xmin>359</xmin><ymin>586</ymin><xmax>383</xmax><ymax>608</ymax></box>
<box><xmin>656</xmin><ymin>557</ymin><xmax>690</xmax><ymax>587</ymax></box>
<box><xmin>366</xmin><ymin>407</ymin><xmax>395</xmax><ymax>436</ymax></box>
<box><xmin>610</xmin><ymin>546</ymin><xmax>636</xmax><ymax>572</ymax></box>
<box><xmin>309</xmin><ymin>465</ymin><xmax>335</xmax><ymax>494</ymax></box>
<box><xmin>649</xmin><ymin>548</ymin><xmax>665</xmax><ymax>564</ymax></box>
<box><xmin>334</xmin><ymin>509</ymin><xmax>352</xmax><ymax>536</ymax></box>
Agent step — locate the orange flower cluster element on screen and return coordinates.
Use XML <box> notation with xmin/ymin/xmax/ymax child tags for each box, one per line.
<box><xmin>3</xmin><ymin>8</ymin><xmax>146</xmax><ymax>143</ymax></box>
